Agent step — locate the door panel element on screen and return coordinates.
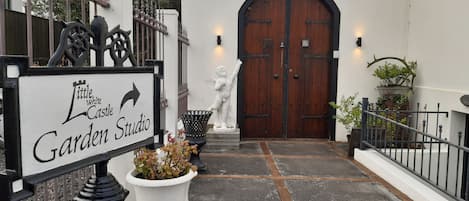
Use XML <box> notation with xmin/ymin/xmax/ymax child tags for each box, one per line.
<box><xmin>242</xmin><ymin>0</ymin><xmax>285</xmax><ymax>138</ymax></box>
<box><xmin>241</xmin><ymin>0</ymin><xmax>332</xmax><ymax>138</ymax></box>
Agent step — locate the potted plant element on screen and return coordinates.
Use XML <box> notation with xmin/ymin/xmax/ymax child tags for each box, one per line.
<box><xmin>368</xmin><ymin>56</ymin><xmax>416</xmax><ymax>148</ymax></box>
<box><xmin>329</xmin><ymin>94</ymin><xmax>362</xmax><ymax>156</ymax></box>
<box><xmin>367</xmin><ymin>56</ymin><xmax>417</xmax><ymax>96</ymax></box>
<box><xmin>126</xmin><ymin>137</ymin><xmax>198</xmax><ymax>201</ymax></box>
<box><xmin>330</xmin><ymin>94</ymin><xmax>388</xmax><ymax>155</ymax></box>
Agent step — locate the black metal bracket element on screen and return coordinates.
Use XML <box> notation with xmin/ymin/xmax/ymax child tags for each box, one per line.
<box><xmin>144</xmin><ymin>59</ymin><xmax>164</xmax><ymax>149</ymax></box>
<box><xmin>48</xmin><ymin>16</ymin><xmax>137</xmax><ymax>67</ymax></box>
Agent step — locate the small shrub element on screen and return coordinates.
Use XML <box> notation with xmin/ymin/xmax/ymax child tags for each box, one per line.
<box><xmin>329</xmin><ymin>94</ymin><xmax>361</xmax><ymax>133</ymax></box>
<box><xmin>368</xmin><ymin>56</ymin><xmax>417</xmax><ymax>88</ymax></box>
<box><xmin>133</xmin><ymin>141</ymin><xmax>198</xmax><ymax>180</ymax></box>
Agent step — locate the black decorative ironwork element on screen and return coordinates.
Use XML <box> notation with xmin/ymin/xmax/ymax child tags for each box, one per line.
<box><xmin>107</xmin><ymin>27</ymin><xmax>137</xmax><ymax>66</ymax></box>
<box><xmin>359</xmin><ymin>98</ymin><xmax>469</xmax><ymax>200</ymax></box>
<box><xmin>48</xmin><ymin>16</ymin><xmax>136</xmax><ymax>67</ymax></box>
<box><xmin>48</xmin><ymin>16</ymin><xmax>139</xmax><ymax>201</ymax></box>
<box><xmin>0</xmin><ymin>16</ymin><xmax>163</xmax><ymax>201</ymax></box>
<box><xmin>48</xmin><ymin>21</ymin><xmax>94</xmax><ymax>67</ymax></box>
<box><xmin>181</xmin><ymin>110</ymin><xmax>212</xmax><ymax>171</ymax></box>
<box><xmin>73</xmin><ymin>161</ymin><xmax>129</xmax><ymax>201</ymax></box>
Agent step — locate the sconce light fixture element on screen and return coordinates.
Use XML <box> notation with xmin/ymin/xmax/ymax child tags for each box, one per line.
<box><xmin>356</xmin><ymin>37</ymin><xmax>362</xmax><ymax>47</ymax></box>
<box><xmin>217</xmin><ymin>35</ymin><xmax>222</xmax><ymax>46</ymax></box>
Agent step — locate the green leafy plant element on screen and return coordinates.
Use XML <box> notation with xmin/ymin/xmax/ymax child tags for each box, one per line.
<box><xmin>133</xmin><ymin>140</ymin><xmax>197</xmax><ymax>180</ymax></box>
<box><xmin>329</xmin><ymin>94</ymin><xmax>362</xmax><ymax>133</ymax></box>
<box><xmin>368</xmin><ymin>56</ymin><xmax>417</xmax><ymax>88</ymax></box>
<box><xmin>376</xmin><ymin>95</ymin><xmax>409</xmax><ymax>110</ymax></box>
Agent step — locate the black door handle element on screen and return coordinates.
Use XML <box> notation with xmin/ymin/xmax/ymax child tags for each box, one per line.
<box><xmin>293</xmin><ymin>74</ymin><xmax>300</xmax><ymax>79</ymax></box>
<box><xmin>273</xmin><ymin>74</ymin><xmax>279</xmax><ymax>79</ymax></box>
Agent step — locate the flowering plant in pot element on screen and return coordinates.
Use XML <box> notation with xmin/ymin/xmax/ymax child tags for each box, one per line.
<box><xmin>126</xmin><ymin>135</ymin><xmax>198</xmax><ymax>201</ymax></box>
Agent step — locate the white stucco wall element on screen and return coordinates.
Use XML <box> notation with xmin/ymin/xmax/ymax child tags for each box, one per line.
<box><xmin>181</xmin><ymin>0</ymin><xmax>243</xmax><ymax>128</ymax></box>
<box><xmin>161</xmin><ymin>10</ymin><xmax>180</xmax><ymax>137</ymax></box>
<box><xmin>334</xmin><ymin>0</ymin><xmax>410</xmax><ymax>141</ymax></box>
<box><xmin>407</xmin><ymin>0</ymin><xmax>469</xmax><ymax>141</ymax></box>
<box><xmin>9</xmin><ymin>0</ymin><xmax>24</xmax><ymax>12</ymax></box>
<box><xmin>182</xmin><ymin>0</ymin><xmax>410</xmax><ymax>141</ymax></box>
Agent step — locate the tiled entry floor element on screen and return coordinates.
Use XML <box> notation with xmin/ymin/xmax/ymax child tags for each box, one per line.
<box><xmin>189</xmin><ymin>140</ymin><xmax>411</xmax><ymax>201</ymax></box>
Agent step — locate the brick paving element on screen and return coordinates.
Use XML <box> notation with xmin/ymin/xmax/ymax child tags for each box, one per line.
<box><xmin>0</xmin><ymin>140</ymin><xmax>411</xmax><ymax>201</ymax></box>
<box><xmin>190</xmin><ymin>140</ymin><xmax>411</xmax><ymax>201</ymax></box>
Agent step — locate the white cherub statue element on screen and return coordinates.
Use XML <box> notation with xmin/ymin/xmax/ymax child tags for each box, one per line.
<box><xmin>208</xmin><ymin>59</ymin><xmax>243</xmax><ymax>130</ymax></box>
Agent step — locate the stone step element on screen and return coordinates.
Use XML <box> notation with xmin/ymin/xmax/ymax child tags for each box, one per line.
<box><xmin>206</xmin><ymin>141</ymin><xmax>240</xmax><ymax>146</ymax></box>
<box><xmin>206</xmin><ymin>137</ymin><xmax>240</xmax><ymax>143</ymax></box>
<box><xmin>204</xmin><ymin>128</ymin><xmax>240</xmax><ymax>151</ymax></box>
<box><xmin>204</xmin><ymin>144</ymin><xmax>240</xmax><ymax>152</ymax></box>
<box><xmin>205</xmin><ymin>133</ymin><xmax>240</xmax><ymax>140</ymax></box>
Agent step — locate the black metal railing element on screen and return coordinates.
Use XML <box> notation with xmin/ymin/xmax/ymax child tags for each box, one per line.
<box><xmin>133</xmin><ymin>0</ymin><xmax>168</xmax><ymax>66</ymax></box>
<box><xmin>360</xmin><ymin>97</ymin><xmax>469</xmax><ymax>201</ymax></box>
<box><xmin>177</xmin><ymin>22</ymin><xmax>188</xmax><ymax>117</ymax></box>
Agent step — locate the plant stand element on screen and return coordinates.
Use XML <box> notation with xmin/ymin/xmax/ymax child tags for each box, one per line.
<box><xmin>348</xmin><ymin>128</ymin><xmax>361</xmax><ymax>157</ymax></box>
<box><xmin>74</xmin><ymin>160</ymin><xmax>129</xmax><ymax>201</ymax></box>
<box><xmin>181</xmin><ymin>110</ymin><xmax>212</xmax><ymax>171</ymax></box>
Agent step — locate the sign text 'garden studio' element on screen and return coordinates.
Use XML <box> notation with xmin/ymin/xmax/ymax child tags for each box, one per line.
<box><xmin>19</xmin><ymin>74</ymin><xmax>154</xmax><ymax>176</ymax></box>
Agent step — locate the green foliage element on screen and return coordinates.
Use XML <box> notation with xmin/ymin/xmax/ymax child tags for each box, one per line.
<box><xmin>368</xmin><ymin>57</ymin><xmax>417</xmax><ymax>88</ymax></box>
<box><xmin>134</xmin><ymin>141</ymin><xmax>197</xmax><ymax>180</ymax></box>
<box><xmin>329</xmin><ymin>94</ymin><xmax>362</xmax><ymax>133</ymax></box>
<box><xmin>30</xmin><ymin>0</ymin><xmax>87</xmax><ymax>21</ymax></box>
<box><xmin>372</xmin><ymin>61</ymin><xmax>417</xmax><ymax>87</ymax></box>
<box><xmin>376</xmin><ymin>95</ymin><xmax>409</xmax><ymax>110</ymax></box>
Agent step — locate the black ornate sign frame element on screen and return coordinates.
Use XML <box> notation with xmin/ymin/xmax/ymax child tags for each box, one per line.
<box><xmin>0</xmin><ymin>16</ymin><xmax>164</xmax><ymax>201</ymax></box>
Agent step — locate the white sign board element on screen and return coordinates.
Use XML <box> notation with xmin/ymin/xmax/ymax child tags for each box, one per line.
<box><xmin>19</xmin><ymin>73</ymin><xmax>154</xmax><ymax>176</ymax></box>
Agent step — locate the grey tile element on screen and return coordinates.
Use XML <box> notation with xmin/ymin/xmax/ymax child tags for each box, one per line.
<box><xmin>286</xmin><ymin>180</ymin><xmax>401</xmax><ymax>201</ymax></box>
<box><xmin>275</xmin><ymin>157</ymin><xmax>368</xmax><ymax>178</ymax></box>
<box><xmin>204</xmin><ymin>142</ymin><xmax>263</xmax><ymax>154</ymax></box>
<box><xmin>190</xmin><ymin>178</ymin><xmax>280</xmax><ymax>201</ymax></box>
<box><xmin>201</xmin><ymin>155</ymin><xmax>270</xmax><ymax>175</ymax></box>
<box><xmin>268</xmin><ymin>142</ymin><xmax>338</xmax><ymax>156</ymax></box>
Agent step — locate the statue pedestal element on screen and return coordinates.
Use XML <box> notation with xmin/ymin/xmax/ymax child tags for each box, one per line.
<box><xmin>205</xmin><ymin>128</ymin><xmax>240</xmax><ymax>152</ymax></box>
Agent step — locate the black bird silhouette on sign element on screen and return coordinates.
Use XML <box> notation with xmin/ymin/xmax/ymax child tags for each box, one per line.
<box><xmin>120</xmin><ymin>83</ymin><xmax>140</xmax><ymax>110</ymax></box>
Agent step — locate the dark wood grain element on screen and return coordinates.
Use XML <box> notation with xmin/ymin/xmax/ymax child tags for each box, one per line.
<box><xmin>241</xmin><ymin>0</ymin><xmax>332</xmax><ymax>139</ymax></box>
<box><xmin>242</xmin><ymin>0</ymin><xmax>285</xmax><ymax>138</ymax></box>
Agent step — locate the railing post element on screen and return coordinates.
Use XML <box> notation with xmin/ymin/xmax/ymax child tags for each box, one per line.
<box><xmin>360</xmin><ymin>97</ymin><xmax>369</xmax><ymax>150</ymax></box>
<box><xmin>466</xmin><ymin>159</ymin><xmax>469</xmax><ymax>200</ymax></box>
<box><xmin>465</xmin><ymin>152</ymin><xmax>469</xmax><ymax>201</ymax></box>
<box><xmin>25</xmin><ymin>0</ymin><xmax>33</xmax><ymax>66</ymax></box>
<box><xmin>48</xmin><ymin>0</ymin><xmax>55</xmax><ymax>57</ymax></box>
<box><xmin>0</xmin><ymin>0</ymin><xmax>5</xmax><ymax>55</ymax></box>
<box><xmin>0</xmin><ymin>173</ymin><xmax>11</xmax><ymax>201</ymax></box>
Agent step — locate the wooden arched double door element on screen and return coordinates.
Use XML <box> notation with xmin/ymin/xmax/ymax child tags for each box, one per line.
<box><xmin>239</xmin><ymin>0</ymin><xmax>340</xmax><ymax>139</ymax></box>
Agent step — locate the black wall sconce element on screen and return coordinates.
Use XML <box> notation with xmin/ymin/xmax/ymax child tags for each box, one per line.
<box><xmin>356</xmin><ymin>37</ymin><xmax>362</xmax><ymax>47</ymax></box>
<box><xmin>217</xmin><ymin>35</ymin><xmax>222</xmax><ymax>46</ymax></box>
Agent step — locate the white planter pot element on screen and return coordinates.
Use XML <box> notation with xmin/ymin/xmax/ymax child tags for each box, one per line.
<box><xmin>376</xmin><ymin>86</ymin><xmax>412</xmax><ymax>96</ymax></box>
<box><xmin>126</xmin><ymin>169</ymin><xmax>197</xmax><ymax>201</ymax></box>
